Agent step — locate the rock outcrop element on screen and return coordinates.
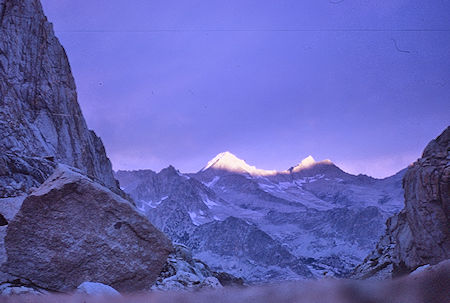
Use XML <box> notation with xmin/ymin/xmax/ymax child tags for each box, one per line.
<box><xmin>0</xmin><ymin>0</ymin><xmax>117</xmax><ymax>198</ymax></box>
<box><xmin>1</xmin><ymin>166</ymin><xmax>172</xmax><ymax>292</ymax></box>
<box><xmin>188</xmin><ymin>216</ymin><xmax>313</xmax><ymax>281</ymax></box>
<box><xmin>353</xmin><ymin>127</ymin><xmax>450</xmax><ymax>278</ymax></box>
<box><xmin>152</xmin><ymin>244</ymin><xmax>223</xmax><ymax>291</ymax></box>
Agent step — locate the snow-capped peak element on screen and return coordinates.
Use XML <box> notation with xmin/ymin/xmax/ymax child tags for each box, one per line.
<box><xmin>300</xmin><ymin>155</ymin><xmax>316</xmax><ymax>167</ymax></box>
<box><xmin>289</xmin><ymin>155</ymin><xmax>333</xmax><ymax>173</ymax></box>
<box><xmin>290</xmin><ymin>155</ymin><xmax>316</xmax><ymax>173</ymax></box>
<box><xmin>201</xmin><ymin>151</ymin><xmax>276</xmax><ymax>176</ymax></box>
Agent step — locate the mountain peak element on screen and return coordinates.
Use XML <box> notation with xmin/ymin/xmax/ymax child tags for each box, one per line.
<box><xmin>290</xmin><ymin>155</ymin><xmax>316</xmax><ymax>172</ymax></box>
<box><xmin>300</xmin><ymin>155</ymin><xmax>316</xmax><ymax>167</ymax></box>
<box><xmin>159</xmin><ymin>165</ymin><xmax>187</xmax><ymax>179</ymax></box>
<box><xmin>289</xmin><ymin>156</ymin><xmax>333</xmax><ymax>173</ymax></box>
<box><xmin>201</xmin><ymin>151</ymin><xmax>276</xmax><ymax>176</ymax></box>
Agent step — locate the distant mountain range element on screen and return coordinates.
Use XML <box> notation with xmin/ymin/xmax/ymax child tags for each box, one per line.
<box><xmin>115</xmin><ymin>152</ymin><xmax>406</xmax><ymax>282</ymax></box>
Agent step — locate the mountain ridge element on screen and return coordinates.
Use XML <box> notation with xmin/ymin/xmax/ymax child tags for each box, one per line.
<box><xmin>118</xmin><ymin>151</ymin><xmax>402</xmax><ymax>181</ymax></box>
<box><xmin>116</xmin><ymin>151</ymin><xmax>406</xmax><ymax>281</ymax></box>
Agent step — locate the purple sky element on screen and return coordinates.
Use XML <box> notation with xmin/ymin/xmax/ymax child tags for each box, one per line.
<box><xmin>40</xmin><ymin>0</ymin><xmax>450</xmax><ymax>178</ymax></box>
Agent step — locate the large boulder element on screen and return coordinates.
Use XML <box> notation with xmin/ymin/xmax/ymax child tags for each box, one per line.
<box><xmin>1</xmin><ymin>166</ymin><xmax>172</xmax><ymax>292</ymax></box>
<box><xmin>0</xmin><ymin>195</ymin><xmax>26</xmax><ymax>282</ymax></box>
<box><xmin>353</xmin><ymin>127</ymin><xmax>450</xmax><ymax>278</ymax></box>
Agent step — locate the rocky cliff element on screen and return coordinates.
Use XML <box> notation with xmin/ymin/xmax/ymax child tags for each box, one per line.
<box><xmin>353</xmin><ymin>126</ymin><xmax>450</xmax><ymax>278</ymax></box>
<box><xmin>0</xmin><ymin>0</ymin><xmax>117</xmax><ymax>197</ymax></box>
<box><xmin>0</xmin><ymin>0</ymin><xmax>173</xmax><ymax>292</ymax></box>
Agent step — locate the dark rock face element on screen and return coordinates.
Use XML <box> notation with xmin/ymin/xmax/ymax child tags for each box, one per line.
<box><xmin>354</xmin><ymin>127</ymin><xmax>450</xmax><ymax>278</ymax></box>
<box><xmin>188</xmin><ymin>217</ymin><xmax>313</xmax><ymax>281</ymax></box>
<box><xmin>1</xmin><ymin>166</ymin><xmax>172</xmax><ymax>292</ymax></box>
<box><xmin>152</xmin><ymin>243</ymin><xmax>224</xmax><ymax>291</ymax></box>
<box><xmin>0</xmin><ymin>154</ymin><xmax>56</xmax><ymax>197</ymax></box>
<box><xmin>0</xmin><ymin>0</ymin><xmax>117</xmax><ymax>197</ymax></box>
<box><xmin>147</xmin><ymin>197</ymin><xmax>197</xmax><ymax>244</ymax></box>
<box><xmin>116</xmin><ymin>167</ymin><xmax>225</xmax><ymax>243</ymax></box>
<box><xmin>212</xmin><ymin>271</ymin><xmax>244</xmax><ymax>287</ymax></box>
<box><xmin>0</xmin><ymin>195</ymin><xmax>26</xmax><ymax>277</ymax></box>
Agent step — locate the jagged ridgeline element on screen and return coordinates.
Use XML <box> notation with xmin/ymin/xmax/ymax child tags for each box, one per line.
<box><xmin>116</xmin><ymin>152</ymin><xmax>406</xmax><ymax>281</ymax></box>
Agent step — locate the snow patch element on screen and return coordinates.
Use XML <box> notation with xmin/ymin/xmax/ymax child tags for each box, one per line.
<box><xmin>204</xmin><ymin>176</ymin><xmax>220</xmax><ymax>187</ymax></box>
<box><xmin>188</xmin><ymin>211</ymin><xmax>201</xmax><ymax>226</ymax></box>
<box><xmin>203</xmin><ymin>196</ymin><xmax>219</xmax><ymax>209</ymax></box>
<box><xmin>140</xmin><ymin>196</ymin><xmax>168</xmax><ymax>209</ymax></box>
<box><xmin>176</xmin><ymin>170</ymin><xmax>190</xmax><ymax>179</ymax></box>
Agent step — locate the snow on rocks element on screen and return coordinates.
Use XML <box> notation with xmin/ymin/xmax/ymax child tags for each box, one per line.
<box><xmin>152</xmin><ymin>244</ymin><xmax>223</xmax><ymax>291</ymax></box>
<box><xmin>0</xmin><ymin>283</ymin><xmax>48</xmax><ymax>296</ymax></box>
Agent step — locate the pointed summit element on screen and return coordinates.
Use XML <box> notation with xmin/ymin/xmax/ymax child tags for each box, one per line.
<box><xmin>289</xmin><ymin>156</ymin><xmax>333</xmax><ymax>173</ymax></box>
<box><xmin>159</xmin><ymin>165</ymin><xmax>178</xmax><ymax>175</ymax></box>
<box><xmin>201</xmin><ymin>151</ymin><xmax>276</xmax><ymax>176</ymax></box>
<box><xmin>290</xmin><ymin>155</ymin><xmax>316</xmax><ymax>172</ymax></box>
<box><xmin>202</xmin><ymin>151</ymin><xmax>240</xmax><ymax>171</ymax></box>
<box><xmin>300</xmin><ymin>155</ymin><xmax>316</xmax><ymax>167</ymax></box>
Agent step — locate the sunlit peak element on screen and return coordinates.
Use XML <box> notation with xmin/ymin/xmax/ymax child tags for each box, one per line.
<box><xmin>300</xmin><ymin>155</ymin><xmax>316</xmax><ymax>167</ymax></box>
<box><xmin>289</xmin><ymin>155</ymin><xmax>318</xmax><ymax>173</ymax></box>
<box><xmin>202</xmin><ymin>151</ymin><xmax>277</xmax><ymax>176</ymax></box>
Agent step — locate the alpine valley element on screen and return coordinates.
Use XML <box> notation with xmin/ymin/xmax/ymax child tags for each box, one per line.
<box><xmin>115</xmin><ymin>152</ymin><xmax>406</xmax><ymax>282</ymax></box>
<box><xmin>1</xmin><ymin>0</ymin><xmax>449</xmax><ymax>299</ymax></box>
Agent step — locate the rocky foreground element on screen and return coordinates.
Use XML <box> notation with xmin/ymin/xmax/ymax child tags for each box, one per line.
<box><xmin>0</xmin><ymin>260</ymin><xmax>448</xmax><ymax>303</ymax></box>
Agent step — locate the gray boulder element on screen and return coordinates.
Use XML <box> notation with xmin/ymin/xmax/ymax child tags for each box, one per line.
<box><xmin>1</xmin><ymin>165</ymin><xmax>172</xmax><ymax>292</ymax></box>
<box><xmin>0</xmin><ymin>195</ymin><xmax>26</xmax><ymax>282</ymax></box>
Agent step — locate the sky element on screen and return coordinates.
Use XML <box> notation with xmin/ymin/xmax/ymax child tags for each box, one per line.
<box><xmin>40</xmin><ymin>0</ymin><xmax>450</xmax><ymax>178</ymax></box>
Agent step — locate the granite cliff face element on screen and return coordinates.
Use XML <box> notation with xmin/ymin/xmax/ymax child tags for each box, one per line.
<box><xmin>354</xmin><ymin>127</ymin><xmax>450</xmax><ymax>278</ymax></box>
<box><xmin>0</xmin><ymin>0</ymin><xmax>117</xmax><ymax>197</ymax></box>
<box><xmin>0</xmin><ymin>0</ymin><xmax>174</xmax><ymax>292</ymax></box>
